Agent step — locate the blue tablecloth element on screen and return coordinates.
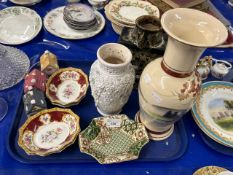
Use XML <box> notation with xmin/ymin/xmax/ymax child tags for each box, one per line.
<box><xmin>0</xmin><ymin>0</ymin><xmax>233</xmax><ymax>174</ymax></box>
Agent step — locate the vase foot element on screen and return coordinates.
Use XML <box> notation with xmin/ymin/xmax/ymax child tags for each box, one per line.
<box><xmin>135</xmin><ymin>112</ymin><xmax>174</xmax><ymax>141</ymax></box>
<box><xmin>97</xmin><ymin>107</ymin><xmax>121</xmax><ymax>116</ymax></box>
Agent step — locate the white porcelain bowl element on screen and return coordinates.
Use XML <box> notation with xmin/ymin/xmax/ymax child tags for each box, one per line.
<box><xmin>88</xmin><ymin>0</ymin><xmax>108</xmax><ymax>10</ymax></box>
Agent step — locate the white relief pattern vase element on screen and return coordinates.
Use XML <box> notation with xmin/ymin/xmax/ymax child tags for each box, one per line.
<box><xmin>90</xmin><ymin>43</ymin><xmax>135</xmax><ymax>116</ymax></box>
<box><xmin>137</xmin><ymin>8</ymin><xmax>228</xmax><ymax>140</ymax></box>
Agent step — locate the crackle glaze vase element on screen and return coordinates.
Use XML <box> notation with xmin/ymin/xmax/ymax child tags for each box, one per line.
<box><xmin>90</xmin><ymin>43</ymin><xmax>135</xmax><ymax>116</ymax></box>
<box><xmin>137</xmin><ymin>8</ymin><xmax>228</xmax><ymax>140</ymax></box>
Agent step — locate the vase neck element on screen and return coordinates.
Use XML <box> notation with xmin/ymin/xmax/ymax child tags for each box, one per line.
<box><xmin>98</xmin><ymin>60</ymin><xmax>128</xmax><ymax>75</ymax></box>
<box><xmin>163</xmin><ymin>37</ymin><xmax>205</xmax><ymax>76</ymax></box>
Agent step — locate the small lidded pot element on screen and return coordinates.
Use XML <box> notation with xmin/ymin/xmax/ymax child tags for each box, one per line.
<box><xmin>196</xmin><ymin>56</ymin><xmax>212</xmax><ymax>80</ymax></box>
<box><xmin>211</xmin><ymin>59</ymin><xmax>232</xmax><ymax>79</ymax></box>
<box><xmin>89</xmin><ymin>43</ymin><xmax>135</xmax><ymax>116</ymax></box>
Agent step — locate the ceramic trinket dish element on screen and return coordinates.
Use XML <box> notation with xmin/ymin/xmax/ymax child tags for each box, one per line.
<box><xmin>79</xmin><ymin>114</ymin><xmax>149</xmax><ymax>164</ymax></box>
<box><xmin>89</xmin><ymin>43</ymin><xmax>135</xmax><ymax>116</ymax></box>
<box><xmin>23</xmin><ymin>89</ymin><xmax>47</xmax><ymax>116</ymax></box>
<box><xmin>40</xmin><ymin>50</ymin><xmax>59</xmax><ymax>76</ymax></box>
<box><xmin>192</xmin><ymin>81</ymin><xmax>233</xmax><ymax>148</ymax></box>
<box><xmin>88</xmin><ymin>0</ymin><xmax>109</xmax><ymax>10</ymax></box>
<box><xmin>0</xmin><ymin>6</ymin><xmax>42</xmax><ymax>45</ymax></box>
<box><xmin>46</xmin><ymin>68</ymin><xmax>89</xmax><ymax>107</ymax></box>
<box><xmin>138</xmin><ymin>8</ymin><xmax>228</xmax><ymax>140</ymax></box>
<box><xmin>211</xmin><ymin>59</ymin><xmax>232</xmax><ymax>79</ymax></box>
<box><xmin>63</xmin><ymin>3</ymin><xmax>97</xmax><ymax>30</ymax></box>
<box><xmin>24</xmin><ymin>69</ymin><xmax>47</xmax><ymax>93</ymax></box>
<box><xmin>44</xmin><ymin>6</ymin><xmax>105</xmax><ymax>39</ymax></box>
<box><xmin>196</xmin><ymin>56</ymin><xmax>213</xmax><ymax>80</ymax></box>
<box><xmin>18</xmin><ymin>108</ymin><xmax>80</xmax><ymax>156</ymax></box>
<box><xmin>0</xmin><ymin>44</ymin><xmax>30</xmax><ymax>90</ymax></box>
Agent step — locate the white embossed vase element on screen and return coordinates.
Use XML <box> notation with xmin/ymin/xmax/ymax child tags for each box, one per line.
<box><xmin>90</xmin><ymin>43</ymin><xmax>135</xmax><ymax>116</ymax></box>
<box><xmin>137</xmin><ymin>8</ymin><xmax>228</xmax><ymax>140</ymax></box>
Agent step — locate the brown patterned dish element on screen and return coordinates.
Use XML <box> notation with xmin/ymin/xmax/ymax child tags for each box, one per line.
<box><xmin>18</xmin><ymin>108</ymin><xmax>80</xmax><ymax>156</ymax></box>
<box><xmin>46</xmin><ymin>68</ymin><xmax>89</xmax><ymax>107</ymax></box>
<box><xmin>79</xmin><ymin>114</ymin><xmax>149</xmax><ymax>164</ymax></box>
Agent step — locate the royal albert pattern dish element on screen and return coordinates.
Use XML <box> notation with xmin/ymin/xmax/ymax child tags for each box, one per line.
<box><xmin>0</xmin><ymin>6</ymin><xmax>42</xmax><ymax>45</ymax></box>
<box><xmin>108</xmin><ymin>0</ymin><xmax>160</xmax><ymax>25</ymax></box>
<box><xmin>192</xmin><ymin>81</ymin><xmax>233</xmax><ymax>148</ymax></box>
<box><xmin>0</xmin><ymin>44</ymin><xmax>30</xmax><ymax>90</ymax></box>
<box><xmin>44</xmin><ymin>6</ymin><xmax>105</xmax><ymax>40</ymax></box>
<box><xmin>46</xmin><ymin>68</ymin><xmax>89</xmax><ymax>107</ymax></box>
<box><xmin>79</xmin><ymin>114</ymin><xmax>149</xmax><ymax>164</ymax></box>
<box><xmin>18</xmin><ymin>108</ymin><xmax>80</xmax><ymax>156</ymax></box>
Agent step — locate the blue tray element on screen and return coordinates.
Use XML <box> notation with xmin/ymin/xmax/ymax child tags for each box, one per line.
<box><xmin>199</xmin><ymin>129</ymin><xmax>233</xmax><ymax>156</ymax></box>
<box><xmin>7</xmin><ymin>59</ymin><xmax>188</xmax><ymax>164</ymax></box>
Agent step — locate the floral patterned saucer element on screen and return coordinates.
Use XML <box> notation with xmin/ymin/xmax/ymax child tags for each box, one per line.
<box><xmin>79</xmin><ymin>114</ymin><xmax>149</xmax><ymax>164</ymax></box>
<box><xmin>108</xmin><ymin>0</ymin><xmax>160</xmax><ymax>26</ymax></box>
<box><xmin>18</xmin><ymin>108</ymin><xmax>80</xmax><ymax>156</ymax></box>
<box><xmin>46</xmin><ymin>68</ymin><xmax>89</xmax><ymax>107</ymax></box>
<box><xmin>192</xmin><ymin>81</ymin><xmax>233</xmax><ymax>148</ymax></box>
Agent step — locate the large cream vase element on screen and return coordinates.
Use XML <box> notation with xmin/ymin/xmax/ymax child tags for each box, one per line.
<box><xmin>137</xmin><ymin>8</ymin><xmax>228</xmax><ymax>140</ymax></box>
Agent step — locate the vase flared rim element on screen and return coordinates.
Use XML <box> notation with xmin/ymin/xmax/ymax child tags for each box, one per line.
<box><xmin>161</xmin><ymin>8</ymin><xmax>228</xmax><ymax>48</ymax></box>
<box><xmin>97</xmin><ymin>43</ymin><xmax>132</xmax><ymax>68</ymax></box>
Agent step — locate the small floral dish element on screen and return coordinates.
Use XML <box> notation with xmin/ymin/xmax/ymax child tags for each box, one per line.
<box><xmin>192</xmin><ymin>81</ymin><xmax>233</xmax><ymax>148</ymax></box>
<box><xmin>211</xmin><ymin>58</ymin><xmax>232</xmax><ymax>79</ymax></box>
<box><xmin>46</xmin><ymin>68</ymin><xmax>89</xmax><ymax>107</ymax></box>
<box><xmin>18</xmin><ymin>108</ymin><xmax>80</xmax><ymax>156</ymax></box>
<box><xmin>79</xmin><ymin>114</ymin><xmax>149</xmax><ymax>164</ymax></box>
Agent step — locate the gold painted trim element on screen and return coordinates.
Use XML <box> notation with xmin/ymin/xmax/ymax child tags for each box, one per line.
<box><xmin>18</xmin><ymin>107</ymin><xmax>81</xmax><ymax>156</ymax></box>
<box><xmin>193</xmin><ymin>83</ymin><xmax>233</xmax><ymax>147</ymax></box>
<box><xmin>46</xmin><ymin>67</ymin><xmax>89</xmax><ymax>107</ymax></box>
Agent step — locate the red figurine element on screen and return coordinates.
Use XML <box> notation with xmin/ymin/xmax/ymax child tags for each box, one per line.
<box><xmin>24</xmin><ymin>69</ymin><xmax>47</xmax><ymax>93</ymax></box>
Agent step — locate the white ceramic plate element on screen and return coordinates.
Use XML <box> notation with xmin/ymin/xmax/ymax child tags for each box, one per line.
<box><xmin>9</xmin><ymin>0</ymin><xmax>42</xmax><ymax>6</ymax></box>
<box><xmin>0</xmin><ymin>6</ymin><xmax>42</xmax><ymax>45</ymax></box>
<box><xmin>108</xmin><ymin>0</ymin><xmax>160</xmax><ymax>25</ymax></box>
<box><xmin>44</xmin><ymin>6</ymin><xmax>105</xmax><ymax>40</ymax></box>
<box><xmin>192</xmin><ymin>81</ymin><xmax>233</xmax><ymax>148</ymax></box>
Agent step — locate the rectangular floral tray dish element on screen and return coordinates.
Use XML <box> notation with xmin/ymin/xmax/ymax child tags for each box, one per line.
<box><xmin>7</xmin><ymin>59</ymin><xmax>188</xmax><ymax>164</ymax></box>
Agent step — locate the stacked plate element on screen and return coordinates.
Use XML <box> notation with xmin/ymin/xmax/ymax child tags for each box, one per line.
<box><xmin>63</xmin><ymin>3</ymin><xmax>97</xmax><ymax>30</ymax></box>
<box><xmin>105</xmin><ymin>0</ymin><xmax>160</xmax><ymax>34</ymax></box>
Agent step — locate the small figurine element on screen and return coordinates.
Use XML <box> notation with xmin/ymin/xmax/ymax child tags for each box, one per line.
<box><xmin>196</xmin><ymin>56</ymin><xmax>212</xmax><ymax>80</ymax></box>
<box><xmin>40</xmin><ymin>50</ymin><xmax>59</xmax><ymax>76</ymax></box>
<box><xmin>23</xmin><ymin>89</ymin><xmax>47</xmax><ymax>116</ymax></box>
<box><xmin>211</xmin><ymin>58</ymin><xmax>232</xmax><ymax>79</ymax></box>
<box><xmin>24</xmin><ymin>69</ymin><xmax>47</xmax><ymax>93</ymax></box>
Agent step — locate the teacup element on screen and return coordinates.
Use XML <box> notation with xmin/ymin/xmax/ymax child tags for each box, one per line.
<box><xmin>211</xmin><ymin>58</ymin><xmax>232</xmax><ymax>79</ymax></box>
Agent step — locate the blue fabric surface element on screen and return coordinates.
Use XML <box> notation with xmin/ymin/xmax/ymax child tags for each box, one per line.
<box><xmin>0</xmin><ymin>0</ymin><xmax>233</xmax><ymax>174</ymax></box>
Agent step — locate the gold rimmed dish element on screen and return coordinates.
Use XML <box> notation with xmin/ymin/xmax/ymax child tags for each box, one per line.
<box><xmin>18</xmin><ymin>108</ymin><xmax>81</xmax><ymax>156</ymax></box>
